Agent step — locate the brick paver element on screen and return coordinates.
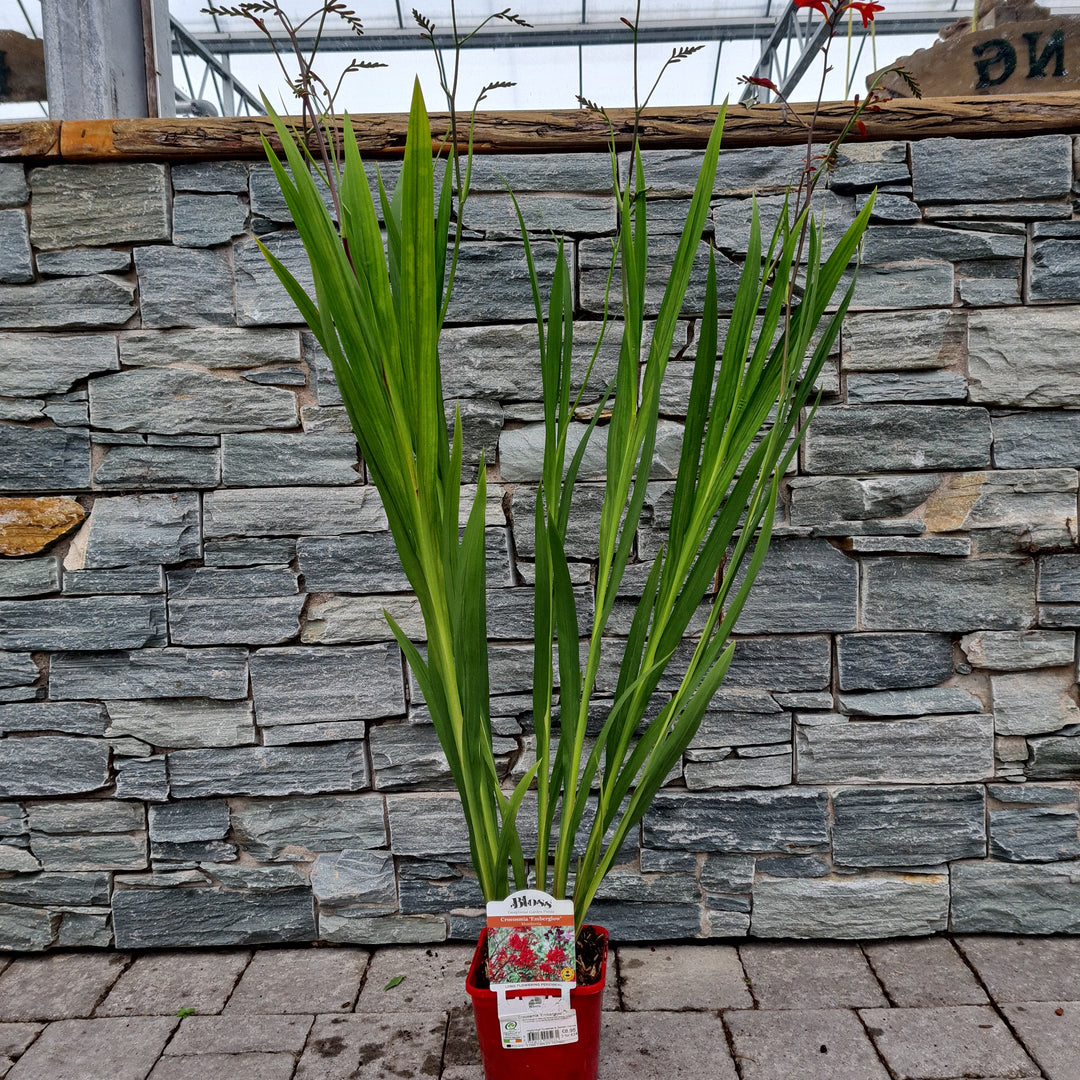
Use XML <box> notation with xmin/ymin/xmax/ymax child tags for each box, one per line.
<box><xmin>164</xmin><ymin>1013</ymin><xmax>314</xmax><ymax>1056</ymax></box>
<box><xmin>295</xmin><ymin>1012</ymin><xmax>447</xmax><ymax>1080</ymax></box>
<box><xmin>956</xmin><ymin>935</ymin><xmax>1080</xmax><ymax>1003</ymax></box>
<box><xmin>863</xmin><ymin>937</ymin><xmax>989</xmax><ymax>1007</ymax></box>
<box><xmin>97</xmin><ymin>950</ymin><xmax>251</xmax><ymax>1017</ymax></box>
<box><xmin>226</xmin><ymin>948</ymin><xmax>368</xmax><ymax>1014</ymax></box>
<box><xmin>739</xmin><ymin>942</ymin><xmax>888</xmax><ymax>1009</ymax></box>
<box><xmin>0</xmin><ymin>953</ymin><xmax>129</xmax><ymax>1022</ymax></box>
<box><xmin>618</xmin><ymin>944</ymin><xmax>752</xmax><ymax>1011</ymax></box>
<box><xmin>599</xmin><ymin>1012</ymin><xmax>738</xmax><ymax>1079</ymax></box>
<box><xmin>1002</xmin><ymin>1002</ymin><xmax>1080</xmax><ymax>1080</ymax></box>
<box><xmin>354</xmin><ymin>945</ymin><xmax>473</xmax><ymax>1013</ymax></box>
<box><xmin>148</xmin><ymin>1052</ymin><xmax>298</xmax><ymax>1080</ymax></box>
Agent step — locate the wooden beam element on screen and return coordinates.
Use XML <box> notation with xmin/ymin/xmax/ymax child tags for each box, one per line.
<box><xmin>6</xmin><ymin>91</ymin><xmax>1080</xmax><ymax>162</ymax></box>
<box><xmin>0</xmin><ymin>121</ymin><xmax>60</xmax><ymax>159</ymax></box>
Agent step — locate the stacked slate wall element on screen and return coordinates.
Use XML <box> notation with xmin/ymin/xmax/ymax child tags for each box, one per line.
<box><xmin>0</xmin><ymin>132</ymin><xmax>1078</xmax><ymax>950</ymax></box>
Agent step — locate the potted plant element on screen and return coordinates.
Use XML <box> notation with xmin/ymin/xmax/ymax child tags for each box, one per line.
<box><xmin>226</xmin><ymin>2</ymin><xmax>905</xmax><ymax>1075</ymax></box>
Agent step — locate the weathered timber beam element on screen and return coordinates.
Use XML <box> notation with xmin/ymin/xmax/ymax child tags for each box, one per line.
<box><xmin>4</xmin><ymin>93</ymin><xmax>1080</xmax><ymax>161</ymax></box>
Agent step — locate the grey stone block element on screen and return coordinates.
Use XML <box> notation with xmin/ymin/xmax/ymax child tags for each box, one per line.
<box><xmin>846</xmin><ymin>371</ymin><xmax>968</xmax><ymax>404</ymax></box>
<box><xmin>173</xmin><ymin>161</ymin><xmax>250</xmax><ymax>192</ymax></box>
<box><xmin>235</xmin><ymin>232</ymin><xmax>315</xmax><ymax>326</ymax></box>
<box><xmin>842</xmin><ymin>309</ymin><xmax>965</xmax><ymax>372</ymax></box>
<box><xmin>849</xmin><ymin>262</ymin><xmax>955</xmax><ymax>309</ymax></box>
<box><xmin>30</xmin><ymin>163</ymin><xmax>170</xmax><ymax>248</ymax></box>
<box><xmin>148</xmin><ymin>801</ymin><xmax>229</xmax><ymax>843</ymax></box>
<box><xmin>0</xmin><ymin>707</ymin><xmax>99</xmax><ymax>742</ymax></box>
<box><xmin>0</xmin><ymin>557</ymin><xmax>59</xmax><ymax>598</ymax></box>
<box><xmin>84</xmin><ymin>492</ymin><xmax>201</xmax><ymax>567</ymax></box>
<box><xmin>713</xmin><ymin>190</ymin><xmax>855</xmax><ymax>254</ymax></box>
<box><xmin>387</xmin><ymin>794</ymin><xmax>471</xmax><ymax>858</ymax></box>
<box><xmin>296</xmin><ymin>532</ymin><xmax>408</xmax><ymax>592</ymax></box>
<box><xmin>832</xmin><ymin>785</ymin><xmax>986</xmax><ymax>867</ymax></box>
<box><xmin>0</xmin><ymin>906</ymin><xmax>58</xmax><ymax>950</ymax></box>
<box><xmin>861</xmin><ymin>224</ymin><xmax>1024</xmax><ymax>263</ymax></box>
<box><xmin>119</xmin><ymin>328</ymin><xmax>301</xmax><ymax>369</ymax></box>
<box><xmin>689</xmin><ymin>697</ymin><xmax>790</xmax><ymax>749</ymax></box>
<box><xmin>203</xmin><ymin>486</ymin><xmax>386</xmax><ymax>538</ymax></box>
<box><xmin>750</xmin><ymin>874</ymin><xmax>949</xmax><ymax>938</ymax></box>
<box><xmin>643</xmin><ymin>789</ymin><xmax>829</xmax><ymax>853</ymax></box>
<box><xmin>168</xmin><ymin>742</ymin><xmax>370</xmax><ymax>798</ymax></box>
<box><xmin>0</xmin><ymin>164</ymin><xmax>27</xmax><ymax>207</ymax></box>
<box><xmin>0</xmin><ymin>276</ymin><xmax>136</xmax><ymax>329</ymax></box>
<box><xmin>232</xmin><ymin>795</ymin><xmax>386</xmax><ymax>860</ymax></box>
<box><xmin>167</xmin><ymin>568</ymin><xmax>298</xmax><ymax>600</ymax></box>
<box><xmin>30</xmin><ymin>832</ymin><xmax>147</xmax><ymax>872</ymax></box>
<box><xmin>724</xmin><ymin>635</ymin><xmax>832</xmax><ymax>692</ymax></box>
<box><xmin>63</xmin><ymin>568</ymin><xmax>166</xmax><ymax>595</ymax></box>
<box><xmin>203</xmin><ymin>538</ymin><xmax>296</xmax><ymax>567</ymax></box>
<box><xmin>370</xmin><ymin>722</ymin><xmax>453</xmax><ymax>790</ymax></box>
<box><xmin>836</xmin><ymin>632</ymin><xmax>954</xmax><ymax>691</ymax></box>
<box><xmin>1027</xmin><ymin>733</ymin><xmax>1080</xmax><ymax>778</ymax></box>
<box><xmin>168</xmin><ymin>596</ymin><xmax>305</xmax><ymax>646</ymax></box>
<box><xmin>173</xmin><ymin>194</ymin><xmax>248</xmax><ymax>247</ymax></box>
<box><xmin>106</xmin><ymin>699</ymin><xmax>256</xmax><ymax>748</ymax></box>
<box><xmin>447</xmin><ymin>240</ymin><xmax>558</xmax><ymax>322</ymax></box>
<box><xmin>0</xmin><ymin>653</ymin><xmax>37</xmax><ymax>690</ymax></box>
<box><xmin>755</xmin><ymin>855</ymin><xmax>829</xmax><ymax>878</ymax></box>
<box><xmin>1038</xmin><ymin>605</ymin><xmax>1080</xmax><ymax>628</ymax></box>
<box><xmin>310</xmin><ymin>849</ymin><xmax>396</xmax><ymax>907</ymax></box>
<box><xmin>28</xmin><ymin>800</ymin><xmax>142</xmax><ymax>834</ymax></box>
<box><xmin>838</xmin><ymin>687</ymin><xmax>982</xmax><ymax>717</ymax></box>
<box><xmin>638</xmin><ymin>145</ymin><xmax>807</xmax><ymax>196</ymax></box>
<box><xmin>962</xmin><ymin>629</ymin><xmax>1075</xmax><ymax>670</ymax></box>
<box><xmin>0</xmin><ymin>211</ymin><xmax>32</xmax><ymax>283</ymax></box>
<box><xmin>135</xmin><ymin>247</ymin><xmax>234</xmax><ymax>328</ymax></box>
<box><xmin>0</xmin><ymin>596</ymin><xmax>167</xmax><ymax>650</ymax></box>
<box><xmin>861</xmin><ymin>556</ymin><xmax>1036</xmax><ymax>632</ymax></box>
<box><xmin>398</xmin><ymin>872</ymin><xmax>484</xmax><ymax>915</ymax></box>
<box><xmin>0</xmin><ymin>736</ymin><xmax>109</xmax><ymax>797</ymax></box>
<box><xmin>0</xmin><ymin>871</ymin><xmax>110</xmax><ymax>907</ymax></box>
<box><xmin>992</xmin><ymin>670</ymin><xmax>1080</xmax><ymax>736</ymax></box>
<box><xmin>993</xmin><ymin>410</ymin><xmax>1080</xmax><ymax>468</ymax></box>
<box><xmin>860</xmin><ymin>192</ymin><xmax>921</xmax><ymax>221</ymax></box>
<box><xmin>587</xmin><ymin>901</ymin><xmax>703</xmax><ymax>941</ymax></box>
<box><xmin>250</xmin><ymin>644</ymin><xmax>402</xmax><ymax>726</ymax></box>
<box><xmin>684</xmin><ymin>751</ymin><xmax>791</xmax><ymax>790</ymax></box>
<box><xmin>1031</xmin><ymin>238</ymin><xmax>1080</xmax><ymax>300</ymax></box>
<box><xmin>803</xmin><ymin>405</ymin><xmax>991</xmax><ymax>473</ymax></box>
<box><xmin>301</xmin><ymin>594</ymin><xmax>421</xmax><ymax>645</ymax></box>
<box><xmin>989</xmin><ymin>807</ymin><xmax>1080</xmax><ymax>861</ymax></box>
<box><xmin>464</xmin><ymin>192</ymin><xmax>614</xmax><ymax>237</ymax></box>
<box><xmin>320</xmin><ymin>912</ymin><xmax>447</xmax><ymax>943</ymax></box>
<box><xmin>0</xmin><ymin>424</ymin><xmax>91</xmax><ymax>490</ymax></box>
<box><xmin>93</xmin><ymin>444</ymin><xmax>221</xmax><ymax>489</ymax></box>
<box><xmin>796</xmin><ymin>716</ymin><xmax>995</xmax><ymax>784</ymax></box>
<box><xmin>36</xmin><ymin>249</ymin><xmax>131</xmax><ymax>276</ymax></box>
<box><xmin>951</xmin><ymin>860</ymin><xmax>1080</xmax><ymax>932</ymax></box>
<box><xmin>222</xmin><ymin>432</ymin><xmax>359</xmax><ymax>486</ymax></box>
<box><xmin>113</xmin><ymin>887</ymin><xmax>315</xmax><ymax>948</ymax></box>
<box><xmin>261</xmin><ymin>720</ymin><xmax>370</xmax><ymax>745</ymax></box>
<box><xmin>912</xmin><ymin>136</ymin><xmax>1071</xmax><ymax>202</ymax></box>
<box><xmin>89</xmin><ymin>368</ymin><xmax>298</xmax><ymax>434</ymax></box>
<box><xmin>1039</xmin><ymin>554</ymin><xmax>1080</xmax><ymax>602</ymax></box>
<box><xmin>731</xmin><ymin>538</ymin><xmax>857</xmax><ymax>634</ymax></box>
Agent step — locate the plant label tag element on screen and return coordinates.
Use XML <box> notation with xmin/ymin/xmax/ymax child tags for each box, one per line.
<box><xmin>486</xmin><ymin>889</ymin><xmax>576</xmax><ymax>991</ymax></box>
<box><xmin>499</xmin><ymin>1008</ymin><xmax>579</xmax><ymax>1050</ymax></box>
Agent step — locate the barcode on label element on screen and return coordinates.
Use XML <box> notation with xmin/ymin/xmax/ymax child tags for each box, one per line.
<box><xmin>526</xmin><ymin>1029</ymin><xmax>558</xmax><ymax>1044</ymax></box>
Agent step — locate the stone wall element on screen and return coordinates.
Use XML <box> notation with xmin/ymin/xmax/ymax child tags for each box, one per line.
<box><xmin>0</xmin><ymin>131</ymin><xmax>1078</xmax><ymax>951</ymax></box>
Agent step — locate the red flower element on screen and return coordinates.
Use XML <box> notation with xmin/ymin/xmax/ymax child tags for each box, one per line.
<box><xmin>845</xmin><ymin>1</ymin><xmax>884</xmax><ymax>26</ymax></box>
<box><xmin>795</xmin><ymin>0</ymin><xmax>833</xmax><ymax>16</ymax></box>
<box><xmin>740</xmin><ymin>75</ymin><xmax>780</xmax><ymax>94</ymax></box>
<box><xmin>855</xmin><ymin>119</ymin><xmax>868</xmax><ymax>138</ymax></box>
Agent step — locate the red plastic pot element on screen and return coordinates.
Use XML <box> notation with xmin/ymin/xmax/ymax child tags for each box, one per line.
<box><xmin>465</xmin><ymin>924</ymin><xmax>609</xmax><ymax>1080</ymax></box>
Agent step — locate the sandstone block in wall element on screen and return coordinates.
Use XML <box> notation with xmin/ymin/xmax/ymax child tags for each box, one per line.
<box><xmin>836</xmin><ymin>632</ymin><xmax>954</xmax><ymax>691</ymax></box>
<box><xmin>724</xmin><ymin>635</ymin><xmax>832</xmax><ymax>692</ymax></box>
<box><xmin>311</xmin><ymin>849</ymin><xmax>397</xmax><ymax>907</ymax></box>
<box><xmin>235</xmin><ymin>232</ymin><xmax>315</xmax><ymax>326</ymax></box>
<box><xmin>750</xmin><ymin>874</ymin><xmax>949</xmax><ymax>938</ymax></box>
<box><xmin>1026</xmin><ymin>733</ymin><xmax>1080</xmax><ymax>778</ymax></box>
<box><xmin>172</xmin><ymin>194</ymin><xmax>248</xmax><ymax>247</ymax></box>
<box><xmin>0</xmin><ymin>595</ymin><xmax>167</xmax><ymax>650</ymax></box>
<box><xmin>0</xmin><ymin>557</ymin><xmax>59</xmax><ymax>598</ymax></box>
<box><xmin>204</xmin><ymin>486</ymin><xmax>386</xmax><ymax>537</ymax></box>
<box><xmin>0</xmin><ymin>425</ymin><xmax>91</xmax><ymax>491</ymax></box>
<box><xmin>0</xmin><ymin>276</ymin><xmax>135</xmax><ymax>330</ymax></box>
<box><xmin>0</xmin><ymin>496</ymin><xmax>85</xmax><ymax>556</ymax></box>
<box><xmin>0</xmin><ymin>702</ymin><xmax>106</xmax><ymax>736</ymax></box>
<box><xmin>961</xmin><ymin>629</ymin><xmax>1075</xmax><ymax>670</ymax></box>
<box><xmin>168</xmin><ymin>742</ymin><xmax>369</xmax><ymax>798</ymax></box>
<box><xmin>861</xmin><ymin>556</ymin><xmax>1035</xmax><ymax>632</ymax></box>
<box><xmin>30</xmin><ymin>164</ymin><xmax>169</xmax><ymax>248</ymax></box>
<box><xmin>796</xmin><ymin>716</ymin><xmax>995</xmax><ymax>784</ymax></box>
<box><xmin>832</xmin><ymin>785</ymin><xmax>986</xmax><ymax>867</ymax></box>
<box><xmin>302</xmin><ymin>594</ymin><xmax>423</xmax><ymax>645</ymax></box>
<box><xmin>250</xmin><ymin>644</ymin><xmax>404</xmax><ymax>725</ymax></box>
<box><xmin>221</xmin><ymin>432</ymin><xmax>359</xmax><ymax>486</ymax></box>
<box><xmin>642</xmin><ymin>789</ymin><xmax>829</xmax><ymax>853</ymax></box>
<box><xmin>0</xmin><ymin>210</ymin><xmax>31</xmax><ymax>284</ymax></box>
<box><xmin>0</xmin><ymin>333</ymin><xmax>118</xmax><ymax>397</ymax></box>
<box><xmin>951</xmin><ymin>860</ymin><xmax>1080</xmax><ymax>932</ymax></box>
<box><xmin>134</xmin><ymin>247</ymin><xmax>234</xmax><ymax>328</ymax></box>
<box><xmin>969</xmin><ymin>308</ymin><xmax>1080</xmax><ymax>406</ymax></box>
<box><xmin>842</xmin><ymin>309</ymin><xmax>964</xmax><ymax>372</ymax></box>
<box><xmin>989</xmin><ymin>807</ymin><xmax>1080</xmax><ymax>862</ymax></box>
<box><xmin>802</xmin><ymin>405</ymin><xmax>991</xmax><ymax>473</ymax></box>
<box><xmin>912</xmin><ymin>136</ymin><xmax>1071</xmax><ymax>203</ymax></box>
<box><xmin>83</xmin><ymin>492</ymin><xmax>201</xmax><ymax>567</ymax></box>
<box><xmin>993</xmin><ymin>411</ymin><xmax>1080</xmax><ymax>468</ymax></box>
<box><xmin>0</xmin><ymin>736</ymin><xmax>109</xmax><ymax>797</ymax></box>
<box><xmin>119</xmin><ymin>327</ymin><xmax>301</xmax><ymax>369</ymax></box>
<box><xmin>105</xmin><ymin>698</ymin><xmax>256</xmax><ymax>748</ymax></box>
<box><xmin>991</xmin><ymin>670</ymin><xmax>1080</xmax><ymax>736</ymax></box>
<box><xmin>113</xmin><ymin>886</ymin><xmax>315</xmax><ymax>948</ymax></box>
<box><xmin>93</xmin><ymin>444</ymin><xmax>221</xmax><ymax>489</ymax></box>
<box><xmin>387</xmin><ymin>794</ymin><xmax>471</xmax><ymax>858</ymax></box>
<box><xmin>90</xmin><ymin>368</ymin><xmax>298</xmax><ymax>435</ymax></box>
<box><xmin>148</xmin><ymin>800</ymin><xmax>229</xmax><ymax>843</ymax></box>
<box><xmin>168</xmin><ymin>595</ymin><xmax>305</xmax><ymax>646</ymax></box>
<box><xmin>730</xmin><ymin>538</ymin><xmax>857</xmax><ymax>634</ymax></box>
<box><xmin>37</xmin><ymin>249</ymin><xmax>131</xmax><ymax>276</ymax></box>
<box><xmin>0</xmin><ymin>164</ymin><xmax>27</xmax><ymax>207</ymax></box>
<box><xmin>232</xmin><ymin>795</ymin><xmax>387</xmax><ymax>860</ymax></box>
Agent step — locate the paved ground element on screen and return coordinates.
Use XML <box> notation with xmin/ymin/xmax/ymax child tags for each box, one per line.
<box><xmin>0</xmin><ymin>935</ymin><xmax>1075</xmax><ymax>1078</ymax></box>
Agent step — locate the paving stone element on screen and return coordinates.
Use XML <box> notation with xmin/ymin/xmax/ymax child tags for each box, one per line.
<box><xmin>222</xmin><ymin>432</ymin><xmax>359</xmax><ymax>486</ymax></box>
<box><xmin>51</xmin><ymin>647</ymin><xmax>248</xmax><ymax>701</ymax></box>
<box><xmin>0</xmin><ymin>736</ymin><xmax>110</xmax><ymax>797</ymax></box>
<box><xmin>295</xmin><ymin>1011</ymin><xmax>447</xmax><ymax>1080</ymax></box>
<box><xmin>93</xmin><ymin>444</ymin><xmax>221</xmax><ymax>489</ymax></box>
<box><xmin>796</xmin><ymin>716</ymin><xmax>994</xmax><ymax>784</ymax></box>
<box><xmin>832</xmin><ymin>785</ymin><xmax>986</xmax><ymax>868</ymax></box>
<box><xmin>135</xmin><ymin>247</ymin><xmax>234</xmax><ymax>328</ymax></box>
<box><xmin>0</xmin><ymin>1023</ymin><xmax>43</xmax><ymax>1074</ymax></box>
<box><xmin>90</xmin><ymin>368</ymin><xmax>297</xmax><ymax>434</ymax></box>
<box><xmin>962</xmin><ymin>629</ymin><xmax>1075</xmax><ymax>670</ymax></box>
<box><xmin>750</xmin><ymin>875</ymin><xmax>949</xmax><ymax>938</ymax></box>
<box><xmin>36</xmin><ymin>248</ymin><xmax>131</xmax><ymax>276</ymax></box>
<box><xmin>251</xmin><ymin>645</ymin><xmax>403</xmax><ymax>726</ymax></box>
<box><xmin>993</xmin><ymin>410</ymin><xmax>1080</xmax><ymax>468</ymax></box>
<box><xmin>1001</xmin><ymin>1002</ymin><xmax>1080</xmax><ymax>1079</ymax></box>
<box><xmin>0</xmin><ymin>425</ymin><xmax>91</xmax><ymax>491</ymax></box>
<box><xmin>0</xmin><ymin>953</ymin><xmax>128</xmax><ymax>1021</ymax></box>
<box><xmin>354</xmin><ymin>945</ymin><xmax>471</xmax><ymax>1013</ymax></box>
<box><xmin>803</xmin><ymin>405</ymin><xmax>991</xmax><ymax>473</ymax></box>
<box><xmin>167</xmin><ymin>742</ymin><xmax>370</xmax><ymax>798</ymax></box>
<box><xmin>726</xmin><ymin>1008</ymin><xmax>890</xmax><ymax>1080</ymax></box>
<box><xmin>956</xmin><ymin>935</ymin><xmax>1080</xmax><ymax>1002</ymax></box>
<box><xmin>617</xmin><ymin>944</ymin><xmax>749</xmax><ymax>1010</ymax></box>
<box><xmin>231</xmin><ymin>795</ymin><xmax>386</xmax><ymax>860</ymax></box>
<box><xmin>990</xmin><ymin>807</ymin><xmax>1080</xmax><ymax>862</ymax></box>
<box><xmin>596</xmin><ymin>1012</ymin><xmax>736</xmax><ymax>1079</ymax></box>
<box><xmin>863</xmin><ymin>937</ymin><xmax>989</xmax><ymax>1007</ymax></box>
<box><xmin>992</xmin><ymin>670</ymin><xmax>1080</xmax><ymax>736</ymax></box>
<box><xmin>164</xmin><ymin>1013</ymin><xmax>310</xmax><ymax>1057</ymax></box>
<box><xmin>224</xmin><ymin>949</ymin><xmax>367</xmax><ymax>1014</ymax></box>
<box><xmin>0</xmin><ymin>276</ymin><xmax>136</xmax><ymax>330</ymax></box>
<box><xmin>204</xmin><ymin>487</ymin><xmax>386</xmax><ymax>538</ymax></box>
<box><xmin>83</xmin><ymin>492</ymin><xmax>200</xmax><ymax>567</ymax></box>
<box><xmin>861</xmin><ymin>556</ymin><xmax>1036</xmax><ymax>632</ymax></box>
<box><xmin>859</xmin><ymin>1004</ymin><xmax>1038</xmax><ymax>1080</ymax></box>
<box><xmin>952</xmin><ymin>862</ymin><xmax>1080</xmax><ymax>933</ymax></box>
<box><xmin>97</xmin><ymin>950</ymin><xmax>250</xmax><ymax>1016</ymax></box>
<box><xmin>739</xmin><ymin>942</ymin><xmax>886</xmax><ymax>1009</ymax></box>
<box><xmin>836</xmin><ymin>633</ymin><xmax>955</xmax><ymax>691</ymax></box>
<box><xmin>148</xmin><ymin>1053</ymin><xmax>297</xmax><ymax>1080</ymax></box>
